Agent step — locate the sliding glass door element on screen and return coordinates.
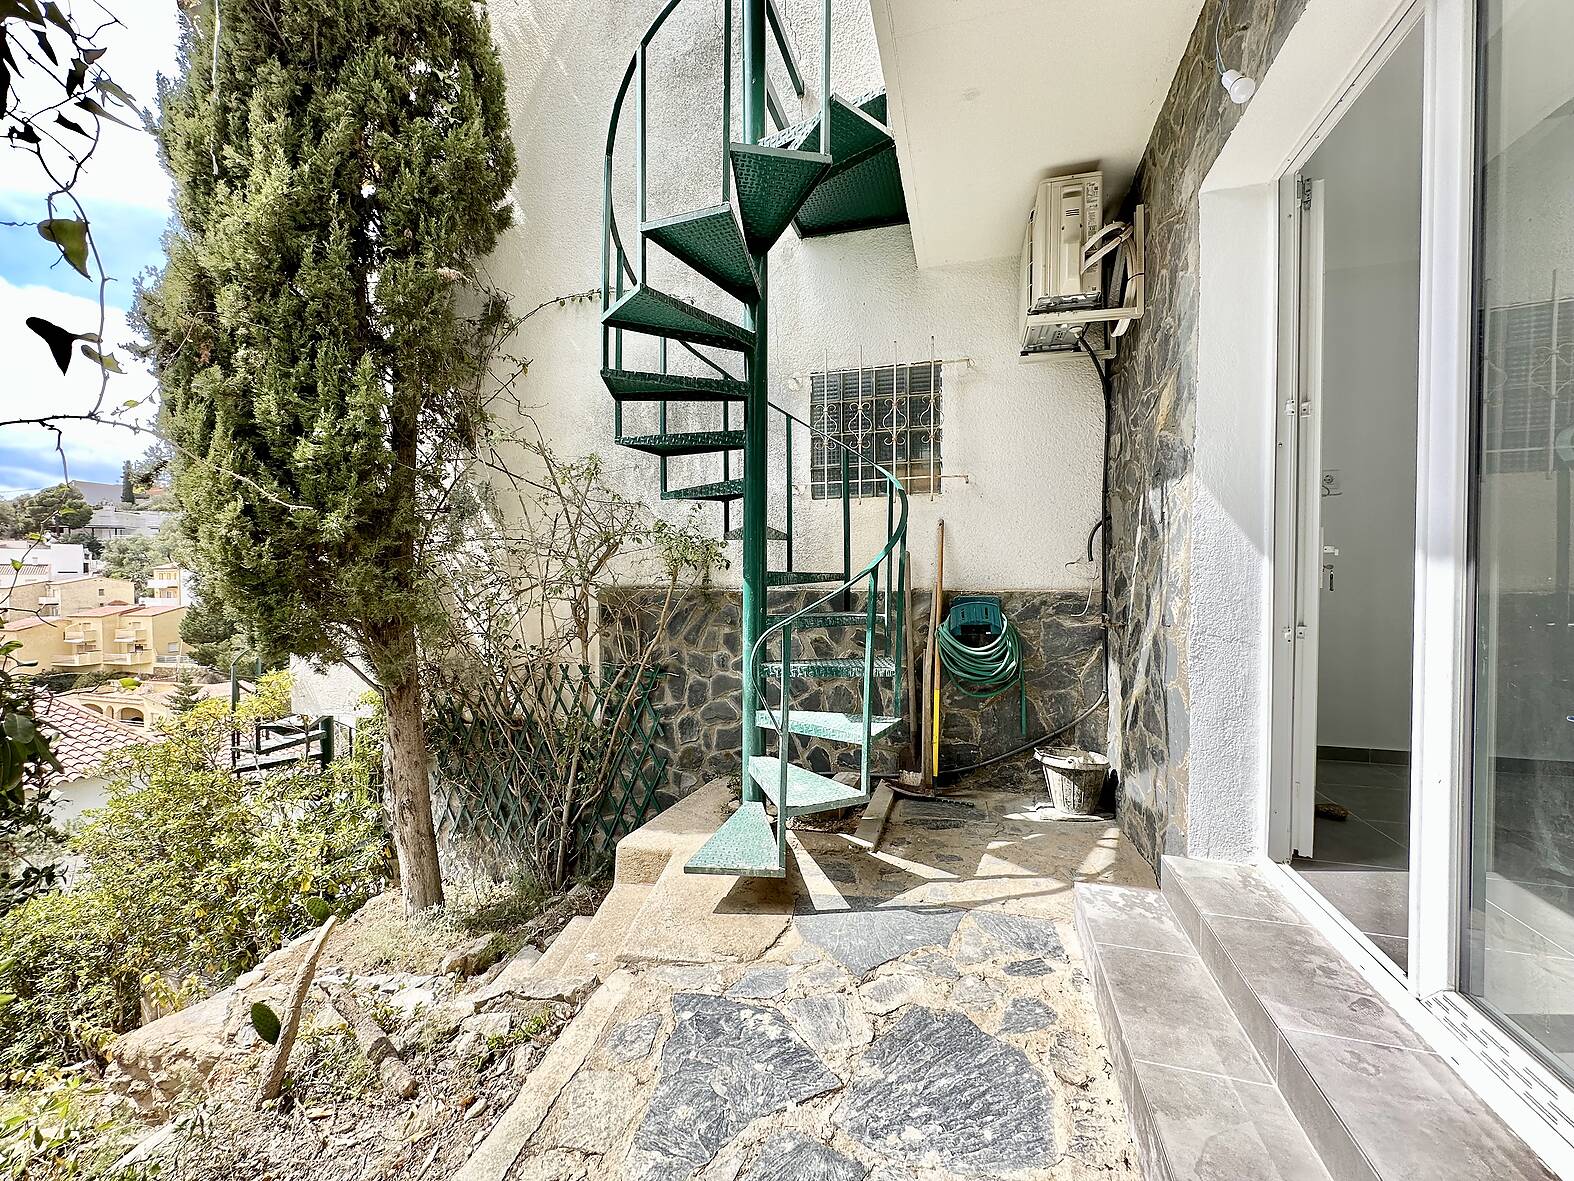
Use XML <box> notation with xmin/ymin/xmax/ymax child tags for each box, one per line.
<box><xmin>1465</xmin><ymin>0</ymin><xmax>1574</xmax><ymax>1084</ymax></box>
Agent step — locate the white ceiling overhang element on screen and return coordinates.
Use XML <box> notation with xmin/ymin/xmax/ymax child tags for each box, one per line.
<box><xmin>870</xmin><ymin>0</ymin><xmax>1207</xmax><ymax>269</ymax></box>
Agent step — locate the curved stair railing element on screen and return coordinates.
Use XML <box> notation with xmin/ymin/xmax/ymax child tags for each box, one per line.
<box><xmin>599</xmin><ymin>0</ymin><xmax>909</xmax><ymax>877</ymax></box>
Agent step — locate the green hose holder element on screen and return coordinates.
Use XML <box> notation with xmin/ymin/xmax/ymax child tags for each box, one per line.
<box><xmin>937</xmin><ymin>595</ymin><xmax>1028</xmax><ymax>736</ymax></box>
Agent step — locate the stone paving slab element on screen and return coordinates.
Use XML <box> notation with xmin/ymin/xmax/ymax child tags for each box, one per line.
<box><xmin>474</xmin><ymin>788</ymin><xmax>1151</xmax><ymax>1181</ymax></box>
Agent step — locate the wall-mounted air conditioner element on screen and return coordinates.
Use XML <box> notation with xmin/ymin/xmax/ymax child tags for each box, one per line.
<box><xmin>1018</xmin><ymin>169</ymin><xmax>1146</xmax><ymax>357</ymax></box>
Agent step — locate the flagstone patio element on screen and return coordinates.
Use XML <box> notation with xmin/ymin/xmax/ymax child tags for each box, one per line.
<box><xmin>458</xmin><ymin>763</ymin><xmax>1156</xmax><ymax>1180</ymax></box>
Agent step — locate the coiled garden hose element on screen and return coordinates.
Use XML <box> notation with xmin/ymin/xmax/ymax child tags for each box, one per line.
<box><xmin>936</xmin><ymin>616</ymin><xmax>1027</xmax><ymax>735</ymax></box>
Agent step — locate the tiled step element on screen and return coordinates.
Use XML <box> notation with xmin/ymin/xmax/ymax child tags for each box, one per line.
<box><xmin>600</xmin><ymin>367</ymin><xmax>747</xmax><ymax>403</ymax></box>
<box><xmin>761</xmin><ymin>656</ymin><xmax>895</xmax><ymax>681</ymax></box>
<box><xmin>684</xmin><ymin>800</ymin><xmax>783</xmax><ymax>878</ymax></box>
<box><xmin>746</xmin><ymin>755</ymin><xmax>866</xmax><ymax>816</ymax></box>
<box><xmin>1075</xmin><ymin>882</ymin><xmax>1332</xmax><ymax>1181</ymax></box>
<box><xmin>662</xmin><ymin>478</ymin><xmax>743</xmax><ymax>503</ymax></box>
<box><xmin>602</xmin><ymin>284</ymin><xmax>754</xmax><ymax>353</ymax></box>
<box><xmin>643</xmin><ymin>204</ymin><xmax>759</xmax><ymax>302</ymax></box>
<box><xmin>1076</xmin><ymin>862</ymin><xmax>1555</xmax><ymax>1181</ymax></box>
<box><xmin>755</xmin><ymin>709</ymin><xmax>901</xmax><ymax>744</ymax></box>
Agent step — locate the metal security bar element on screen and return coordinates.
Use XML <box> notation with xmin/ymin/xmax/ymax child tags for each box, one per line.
<box><xmin>1481</xmin><ymin>290</ymin><xmax>1574</xmax><ymax>474</ymax></box>
<box><xmin>810</xmin><ymin>357</ymin><xmax>942</xmax><ymax>498</ymax></box>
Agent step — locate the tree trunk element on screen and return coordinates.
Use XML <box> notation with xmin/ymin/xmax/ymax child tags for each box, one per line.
<box><xmin>380</xmin><ymin>636</ymin><xmax>444</xmax><ymax>914</ymax></box>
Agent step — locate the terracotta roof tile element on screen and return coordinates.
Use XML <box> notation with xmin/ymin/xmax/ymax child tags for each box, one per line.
<box><xmin>35</xmin><ymin>696</ymin><xmax>149</xmax><ymax>786</ymax></box>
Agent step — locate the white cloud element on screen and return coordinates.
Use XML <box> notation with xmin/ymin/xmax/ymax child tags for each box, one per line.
<box><xmin>0</xmin><ymin>1</ymin><xmax>182</xmax><ymax>215</ymax></box>
<box><xmin>0</xmin><ymin>277</ymin><xmax>158</xmax><ymax>493</ymax></box>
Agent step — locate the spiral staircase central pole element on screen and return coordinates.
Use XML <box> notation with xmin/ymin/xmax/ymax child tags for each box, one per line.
<box><xmin>740</xmin><ymin>0</ymin><xmax>769</xmax><ymax>806</ymax></box>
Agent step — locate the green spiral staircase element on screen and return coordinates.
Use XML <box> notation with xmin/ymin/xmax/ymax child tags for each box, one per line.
<box><xmin>600</xmin><ymin>0</ymin><xmax>910</xmax><ymax>878</ymax></box>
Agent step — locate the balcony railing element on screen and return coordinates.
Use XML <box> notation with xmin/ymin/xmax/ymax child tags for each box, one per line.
<box><xmin>52</xmin><ymin>650</ymin><xmax>102</xmax><ymax>668</ymax></box>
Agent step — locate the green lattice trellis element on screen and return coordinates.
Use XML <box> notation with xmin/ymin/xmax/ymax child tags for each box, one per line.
<box><xmin>427</xmin><ymin>663</ymin><xmax>668</xmax><ymax>885</ymax></box>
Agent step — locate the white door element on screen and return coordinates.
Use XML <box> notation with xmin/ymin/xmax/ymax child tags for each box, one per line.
<box><xmin>1288</xmin><ymin>176</ymin><xmax>1327</xmax><ymax>859</ymax></box>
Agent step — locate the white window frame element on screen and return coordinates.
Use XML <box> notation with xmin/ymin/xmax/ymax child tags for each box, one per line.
<box><xmin>1254</xmin><ymin>0</ymin><xmax>1574</xmax><ymax>1165</ymax></box>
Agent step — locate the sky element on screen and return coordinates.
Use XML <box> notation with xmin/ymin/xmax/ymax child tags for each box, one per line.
<box><xmin>0</xmin><ymin>1</ymin><xmax>182</xmax><ymax>497</ymax></box>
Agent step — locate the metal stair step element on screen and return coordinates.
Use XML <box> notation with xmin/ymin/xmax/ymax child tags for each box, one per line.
<box><xmin>603</xmin><ymin>284</ymin><xmax>754</xmax><ymax>353</ymax></box>
<box><xmin>761</xmin><ymin>93</ymin><xmax>891</xmax><ymax>166</ymax></box>
<box><xmin>726</xmin><ymin>525</ymin><xmax>789</xmax><ymax>541</ymax></box>
<box><xmin>643</xmin><ymin>204</ymin><xmax>759</xmax><ymax>303</ymax></box>
<box><xmin>684</xmin><ymin>800</ymin><xmax>783</xmax><ymax>877</ymax></box>
<box><xmin>617</xmin><ymin>430</ymin><xmax>744</xmax><ymax>456</ymax></box>
<box><xmin>748</xmin><ymin>756</ymin><xmax>867</xmax><ymax>815</ymax></box>
<box><xmin>600</xmin><ymin>367</ymin><xmax>747</xmax><ymax>403</ymax></box>
<box><xmin>857</xmin><ymin>90</ymin><xmax>887</xmax><ymax>125</ymax></box>
<box><xmin>767</xmin><ymin>570</ymin><xmax>845</xmax><ymax>586</ymax></box>
<box><xmin>762</xmin><ymin>656</ymin><xmax>896</xmax><ymax>680</ymax></box>
<box><xmin>766</xmin><ymin>610</ymin><xmax>879</xmax><ymax>628</ymax></box>
<box><xmin>756</xmin><ymin>710</ymin><xmax>902</xmax><ymax>744</ymax></box>
<box><xmin>663</xmin><ymin>478</ymin><xmax>744</xmax><ymax>503</ymax></box>
<box><xmin>795</xmin><ymin>141</ymin><xmax>908</xmax><ymax>238</ymax></box>
<box><xmin>729</xmin><ymin>143</ymin><xmax>831</xmax><ymax>253</ymax></box>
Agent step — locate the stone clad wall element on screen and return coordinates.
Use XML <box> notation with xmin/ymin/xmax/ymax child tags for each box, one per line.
<box><xmin>1104</xmin><ymin>0</ymin><xmax>1308</xmax><ymax>869</ymax></box>
<box><xmin>601</xmin><ymin>586</ymin><xmax>1105</xmax><ymax>798</ymax></box>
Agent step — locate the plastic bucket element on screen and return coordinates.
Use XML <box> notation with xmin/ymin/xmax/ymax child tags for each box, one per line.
<box><xmin>1034</xmin><ymin>747</ymin><xmax>1109</xmax><ymax>815</ymax></box>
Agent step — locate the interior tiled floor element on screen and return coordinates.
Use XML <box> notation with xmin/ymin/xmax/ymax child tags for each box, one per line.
<box><xmin>1292</xmin><ymin>759</ymin><xmax>1410</xmax><ymax>972</ymax></box>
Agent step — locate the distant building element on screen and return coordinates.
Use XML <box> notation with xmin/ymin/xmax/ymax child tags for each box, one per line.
<box><xmin>65</xmin><ymin>480</ymin><xmax>129</xmax><ymax>509</ymax></box>
<box><xmin>0</xmin><ymin>540</ymin><xmax>88</xmax><ymax>579</ymax></box>
<box><xmin>1</xmin><ymin>603</ymin><xmax>189</xmax><ymax>675</ymax></box>
<box><xmin>139</xmin><ymin>565</ymin><xmax>193</xmax><ymax>608</ymax></box>
<box><xmin>82</xmin><ymin>509</ymin><xmax>172</xmax><ymax>541</ymax></box>
<box><xmin>35</xmin><ymin>695</ymin><xmax>149</xmax><ymax>829</ymax></box>
<box><xmin>0</xmin><ymin>574</ymin><xmax>136</xmax><ymax>622</ymax></box>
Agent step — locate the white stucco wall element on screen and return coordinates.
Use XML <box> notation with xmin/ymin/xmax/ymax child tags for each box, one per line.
<box><xmin>484</xmin><ymin>0</ymin><xmax>1104</xmax><ymax>594</ymax></box>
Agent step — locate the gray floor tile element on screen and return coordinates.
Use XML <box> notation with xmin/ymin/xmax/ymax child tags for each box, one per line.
<box><xmin>1316</xmin><ymin>781</ymin><xmax>1410</xmax><ymax>824</ymax></box>
<box><xmin>1316</xmin><ymin>761</ymin><xmax>1410</xmax><ymax>790</ymax></box>
<box><xmin>1282</xmin><ymin>1028</ymin><xmax>1559</xmax><ymax>1181</ymax></box>
<box><xmin>1098</xmin><ymin>942</ymin><xmax>1270</xmax><ymax>1084</ymax></box>
<box><xmin>1292</xmin><ymin>864</ymin><xmax>1408</xmax><ymax>939</ymax></box>
<box><xmin>1305</xmin><ymin>816</ymin><xmax>1406</xmax><ymax>870</ymax></box>
<box><xmin>1163</xmin><ymin>857</ymin><xmax>1307</xmax><ymax>926</ymax></box>
<box><xmin>1207</xmin><ymin>915</ymin><xmax>1430</xmax><ymax>1051</ymax></box>
<box><xmin>1132</xmin><ymin>1060</ymin><xmax>1333</xmax><ymax>1181</ymax></box>
<box><xmin>1076</xmin><ymin>884</ymin><xmax>1194</xmax><ymax>955</ymax></box>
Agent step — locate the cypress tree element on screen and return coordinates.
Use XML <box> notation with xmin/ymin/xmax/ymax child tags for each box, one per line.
<box><xmin>140</xmin><ymin>0</ymin><xmax>516</xmax><ymax>912</ymax></box>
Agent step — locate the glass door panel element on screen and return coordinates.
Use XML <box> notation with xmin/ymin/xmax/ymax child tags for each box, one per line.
<box><xmin>1466</xmin><ymin>0</ymin><xmax>1574</xmax><ymax>1083</ymax></box>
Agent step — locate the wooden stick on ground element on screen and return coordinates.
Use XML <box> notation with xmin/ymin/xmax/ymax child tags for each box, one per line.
<box><xmin>256</xmin><ymin>916</ymin><xmax>337</xmax><ymax>1105</ymax></box>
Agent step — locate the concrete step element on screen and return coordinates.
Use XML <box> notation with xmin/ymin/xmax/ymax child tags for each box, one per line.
<box><xmin>1075</xmin><ymin>882</ymin><xmax>1331</xmax><ymax>1180</ymax></box>
<box><xmin>556</xmin><ymin>883</ymin><xmax>653</xmax><ymax>980</ymax></box>
<box><xmin>531</xmin><ymin>916</ymin><xmax>592</xmax><ymax>978</ymax></box>
<box><xmin>1076</xmin><ymin>858</ymin><xmax>1557</xmax><ymax>1181</ymax></box>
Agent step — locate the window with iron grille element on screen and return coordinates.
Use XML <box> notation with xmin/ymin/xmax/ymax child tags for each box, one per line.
<box><xmin>809</xmin><ymin>361</ymin><xmax>942</xmax><ymax>498</ymax></box>
<box><xmin>1481</xmin><ymin>297</ymin><xmax>1574</xmax><ymax>473</ymax></box>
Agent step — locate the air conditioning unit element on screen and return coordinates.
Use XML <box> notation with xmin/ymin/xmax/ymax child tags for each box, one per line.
<box><xmin>1018</xmin><ymin>170</ymin><xmax>1146</xmax><ymax>357</ymax></box>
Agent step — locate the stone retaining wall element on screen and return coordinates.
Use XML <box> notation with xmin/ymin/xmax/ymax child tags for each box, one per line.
<box><xmin>600</xmin><ymin>586</ymin><xmax>1105</xmax><ymax>799</ymax></box>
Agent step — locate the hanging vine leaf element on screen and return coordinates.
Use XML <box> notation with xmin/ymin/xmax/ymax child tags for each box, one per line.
<box><xmin>77</xmin><ymin>95</ymin><xmax>135</xmax><ymax>130</ymax></box>
<box><xmin>31</xmin><ymin>28</ymin><xmax>55</xmax><ymax>66</ymax></box>
<box><xmin>64</xmin><ymin>56</ymin><xmax>86</xmax><ymax>95</ymax></box>
<box><xmin>96</xmin><ymin>78</ymin><xmax>135</xmax><ymax>109</ymax></box>
<box><xmin>25</xmin><ymin>316</ymin><xmax>84</xmax><ymax>373</ymax></box>
<box><xmin>55</xmin><ymin>112</ymin><xmax>87</xmax><ymax>137</ymax></box>
<box><xmin>36</xmin><ymin>217</ymin><xmax>90</xmax><ymax>278</ymax></box>
<box><xmin>79</xmin><ymin>343</ymin><xmax>123</xmax><ymax>373</ymax></box>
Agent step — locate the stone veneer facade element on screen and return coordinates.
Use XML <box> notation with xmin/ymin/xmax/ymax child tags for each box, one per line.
<box><xmin>602</xmin><ymin>586</ymin><xmax>1105</xmax><ymax>798</ymax></box>
<box><xmin>1104</xmin><ymin>0</ymin><xmax>1308</xmax><ymax>870</ymax></box>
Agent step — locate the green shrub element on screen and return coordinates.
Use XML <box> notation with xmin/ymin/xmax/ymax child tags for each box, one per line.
<box><xmin>0</xmin><ymin>674</ymin><xmax>388</xmax><ymax>1069</ymax></box>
